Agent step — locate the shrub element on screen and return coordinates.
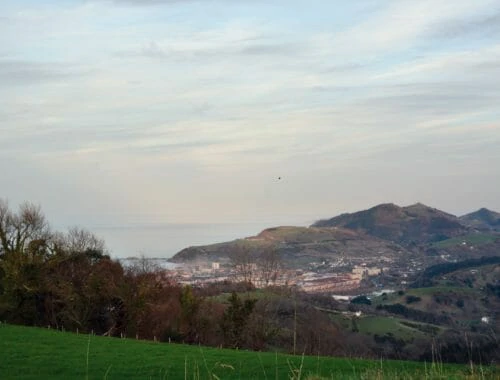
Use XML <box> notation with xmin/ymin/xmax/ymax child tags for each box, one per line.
<box><xmin>405</xmin><ymin>295</ymin><xmax>421</xmax><ymax>304</ymax></box>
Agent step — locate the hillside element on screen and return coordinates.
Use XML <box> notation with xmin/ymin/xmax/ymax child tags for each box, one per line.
<box><xmin>395</xmin><ymin>260</ymin><xmax>499</xmax><ymax>335</ymax></box>
<box><xmin>169</xmin><ymin>225</ymin><xmax>411</xmax><ymax>266</ymax></box>
<box><xmin>170</xmin><ymin>203</ymin><xmax>500</xmax><ymax>272</ymax></box>
<box><xmin>460</xmin><ymin>208</ymin><xmax>500</xmax><ymax>231</ymax></box>
<box><xmin>312</xmin><ymin>203</ymin><xmax>468</xmax><ymax>246</ymax></box>
<box><xmin>0</xmin><ymin>324</ymin><xmax>484</xmax><ymax>380</ymax></box>
<box><xmin>344</xmin><ymin>260</ymin><xmax>500</xmax><ymax>364</ymax></box>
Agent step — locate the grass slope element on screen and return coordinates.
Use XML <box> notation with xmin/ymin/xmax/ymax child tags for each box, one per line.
<box><xmin>431</xmin><ymin>233</ymin><xmax>498</xmax><ymax>248</ymax></box>
<box><xmin>330</xmin><ymin>312</ymin><xmax>437</xmax><ymax>342</ymax></box>
<box><xmin>1</xmin><ymin>324</ymin><xmax>497</xmax><ymax>379</ymax></box>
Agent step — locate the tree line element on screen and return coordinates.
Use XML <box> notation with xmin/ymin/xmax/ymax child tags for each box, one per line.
<box><xmin>0</xmin><ymin>200</ymin><xmax>342</xmax><ymax>355</ymax></box>
<box><xmin>412</xmin><ymin>256</ymin><xmax>500</xmax><ymax>287</ymax></box>
<box><xmin>1</xmin><ymin>200</ymin><xmax>498</xmax><ymax>364</ymax></box>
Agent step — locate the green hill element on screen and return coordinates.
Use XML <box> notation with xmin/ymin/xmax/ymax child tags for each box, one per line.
<box><xmin>170</xmin><ymin>204</ymin><xmax>500</xmax><ymax>266</ymax></box>
<box><xmin>460</xmin><ymin>208</ymin><xmax>500</xmax><ymax>231</ymax></box>
<box><xmin>0</xmin><ymin>323</ymin><xmax>491</xmax><ymax>380</ymax></box>
<box><xmin>312</xmin><ymin>203</ymin><xmax>468</xmax><ymax>246</ymax></box>
<box><xmin>169</xmin><ymin>226</ymin><xmax>410</xmax><ymax>266</ymax></box>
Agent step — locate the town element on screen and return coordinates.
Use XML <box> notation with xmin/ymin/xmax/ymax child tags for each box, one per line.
<box><xmin>119</xmin><ymin>253</ymin><xmax>425</xmax><ymax>296</ymax></box>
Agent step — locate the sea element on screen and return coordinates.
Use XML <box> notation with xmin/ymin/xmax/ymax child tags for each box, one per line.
<box><xmin>90</xmin><ymin>221</ymin><xmax>303</xmax><ymax>259</ymax></box>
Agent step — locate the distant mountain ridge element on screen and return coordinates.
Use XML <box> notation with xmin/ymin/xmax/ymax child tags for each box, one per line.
<box><xmin>312</xmin><ymin>203</ymin><xmax>468</xmax><ymax>246</ymax></box>
<box><xmin>169</xmin><ymin>225</ymin><xmax>411</xmax><ymax>264</ymax></box>
<box><xmin>460</xmin><ymin>208</ymin><xmax>500</xmax><ymax>231</ymax></box>
<box><xmin>170</xmin><ymin>203</ymin><xmax>500</xmax><ymax>264</ymax></box>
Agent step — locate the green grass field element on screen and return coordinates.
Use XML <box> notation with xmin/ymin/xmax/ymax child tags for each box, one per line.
<box><xmin>431</xmin><ymin>233</ymin><xmax>497</xmax><ymax>249</ymax></box>
<box><xmin>356</xmin><ymin>316</ymin><xmax>425</xmax><ymax>340</ymax></box>
<box><xmin>1</xmin><ymin>324</ymin><xmax>498</xmax><ymax>379</ymax></box>
<box><xmin>405</xmin><ymin>286</ymin><xmax>478</xmax><ymax>296</ymax></box>
<box><xmin>330</xmin><ymin>313</ymin><xmax>437</xmax><ymax>342</ymax></box>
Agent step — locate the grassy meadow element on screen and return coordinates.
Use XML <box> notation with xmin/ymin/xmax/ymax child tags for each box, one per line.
<box><xmin>431</xmin><ymin>234</ymin><xmax>498</xmax><ymax>249</ymax></box>
<box><xmin>1</xmin><ymin>324</ymin><xmax>498</xmax><ymax>379</ymax></box>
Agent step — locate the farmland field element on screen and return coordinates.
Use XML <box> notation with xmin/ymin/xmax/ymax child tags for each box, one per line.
<box><xmin>1</xmin><ymin>324</ymin><xmax>496</xmax><ymax>379</ymax></box>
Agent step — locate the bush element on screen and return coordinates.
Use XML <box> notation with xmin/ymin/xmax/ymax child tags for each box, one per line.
<box><xmin>350</xmin><ymin>296</ymin><xmax>371</xmax><ymax>305</ymax></box>
<box><xmin>405</xmin><ymin>295</ymin><xmax>421</xmax><ymax>304</ymax></box>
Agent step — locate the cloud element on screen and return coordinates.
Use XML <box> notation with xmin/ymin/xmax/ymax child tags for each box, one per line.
<box><xmin>110</xmin><ymin>0</ymin><xmax>200</xmax><ymax>4</ymax></box>
<box><xmin>115</xmin><ymin>33</ymin><xmax>301</xmax><ymax>62</ymax></box>
<box><xmin>109</xmin><ymin>0</ymin><xmax>248</xmax><ymax>5</ymax></box>
<box><xmin>374</xmin><ymin>43</ymin><xmax>500</xmax><ymax>81</ymax></box>
<box><xmin>429</xmin><ymin>10</ymin><xmax>500</xmax><ymax>40</ymax></box>
<box><xmin>0</xmin><ymin>59</ymin><xmax>86</xmax><ymax>86</ymax></box>
<box><xmin>359</xmin><ymin>85</ymin><xmax>498</xmax><ymax>116</ymax></box>
<box><xmin>321</xmin><ymin>62</ymin><xmax>367</xmax><ymax>74</ymax></box>
<box><xmin>2</xmin><ymin>0</ymin><xmax>500</xmax><ymax>230</ymax></box>
<box><xmin>312</xmin><ymin>0</ymin><xmax>499</xmax><ymax>61</ymax></box>
<box><xmin>239</xmin><ymin>43</ymin><xmax>299</xmax><ymax>56</ymax></box>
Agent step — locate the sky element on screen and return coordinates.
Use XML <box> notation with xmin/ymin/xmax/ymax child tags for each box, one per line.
<box><xmin>1</xmin><ymin>0</ymin><xmax>500</xmax><ymax>256</ymax></box>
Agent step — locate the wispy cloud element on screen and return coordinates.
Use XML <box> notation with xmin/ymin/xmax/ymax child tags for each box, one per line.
<box><xmin>116</xmin><ymin>39</ymin><xmax>300</xmax><ymax>60</ymax></box>
<box><xmin>373</xmin><ymin>44</ymin><xmax>500</xmax><ymax>80</ymax></box>
<box><xmin>429</xmin><ymin>9</ymin><xmax>500</xmax><ymax>40</ymax></box>
<box><xmin>1</xmin><ymin>0</ymin><xmax>500</xmax><ymax>233</ymax></box>
<box><xmin>0</xmin><ymin>59</ymin><xmax>81</xmax><ymax>85</ymax></box>
<box><xmin>108</xmin><ymin>0</ymin><xmax>251</xmax><ymax>5</ymax></box>
<box><xmin>313</xmin><ymin>0</ymin><xmax>499</xmax><ymax>59</ymax></box>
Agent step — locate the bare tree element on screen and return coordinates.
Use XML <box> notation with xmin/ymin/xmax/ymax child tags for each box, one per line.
<box><xmin>0</xmin><ymin>199</ymin><xmax>11</xmax><ymax>255</ymax></box>
<box><xmin>231</xmin><ymin>242</ymin><xmax>255</xmax><ymax>284</ymax></box>
<box><xmin>258</xmin><ymin>245</ymin><xmax>281</xmax><ymax>287</ymax></box>
<box><xmin>64</xmin><ymin>227</ymin><xmax>106</xmax><ymax>255</ymax></box>
<box><xmin>124</xmin><ymin>254</ymin><xmax>160</xmax><ymax>276</ymax></box>
<box><xmin>0</xmin><ymin>199</ymin><xmax>50</xmax><ymax>258</ymax></box>
<box><xmin>0</xmin><ymin>200</ymin><xmax>52</xmax><ymax>324</ymax></box>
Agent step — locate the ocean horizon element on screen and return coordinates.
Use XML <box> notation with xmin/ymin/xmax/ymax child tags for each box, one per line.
<box><xmin>90</xmin><ymin>221</ymin><xmax>309</xmax><ymax>259</ymax></box>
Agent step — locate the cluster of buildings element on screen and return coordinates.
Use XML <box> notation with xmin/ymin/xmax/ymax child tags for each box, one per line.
<box><xmin>121</xmin><ymin>251</ymin><xmax>428</xmax><ymax>294</ymax></box>
<box><xmin>157</xmin><ymin>259</ymin><xmax>384</xmax><ymax>294</ymax></box>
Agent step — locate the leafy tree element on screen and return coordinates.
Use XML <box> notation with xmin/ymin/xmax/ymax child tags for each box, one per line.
<box><xmin>178</xmin><ymin>285</ymin><xmax>201</xmax><ymax>341</ymax></box>
<box><xmin>0</xmin><ymin>200</ymin><xmax>119</xmax><ymax>331</ymax></box>
<box><xmin>405</xmin><ymin>295</ymin><xmax>421</xmax><ymax>304</ymax></box>
<box><xmin>350</xmin><ymin>295</ymin><xmax>371</xmax><ymax>305</ymax></box>
<box><xmin>41</xmin><ymin>237</ymin><xmax>114</xmax><ymax>332</ymax></box>
<box><xmin>121</xmin><ymin>265</ymin><xmax>180</xmax><ymax>340</ymax></box>
<box><xmin>0</xmin><ymin>200</ymin><xmax>52</xmax><ymax>324</ymax></box>
<box><xmin>220</xmin><ymin>292</ymin><xmax>256</xmax><ymax>348</ymax></box>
